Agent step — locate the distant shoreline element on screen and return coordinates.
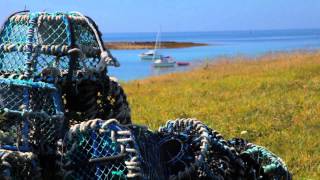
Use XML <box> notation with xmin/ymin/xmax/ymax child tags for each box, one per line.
<box><xmin>104</xmin><ymin>41</ymin><xmax>208</xmax><ymax>50</ymax></box>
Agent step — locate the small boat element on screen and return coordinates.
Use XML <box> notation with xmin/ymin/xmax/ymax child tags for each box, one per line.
<box><xmin>139</xmin><ymin>50</ymin><xmax>161</xmax><ymax>60</ymax></box>
<box><xmin>139</xmin><ymin>28</ymin><xmax>162</xmax><ymax>61</ymax></box>
<box><xmin>176</xmin><ymin>62</ymin><xmax>190</xmax><ymax>66</ymax></box>
<box><xmin>153</xmin><ymin>56</ymin><xmax>176</xmax><ymax>68</ymax></box>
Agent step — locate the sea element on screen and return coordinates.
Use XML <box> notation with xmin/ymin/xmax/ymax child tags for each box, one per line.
<box><xmin>103</xmin><ymin>29</ymin><xmax>320</xmax><ymax>81</ymax></box>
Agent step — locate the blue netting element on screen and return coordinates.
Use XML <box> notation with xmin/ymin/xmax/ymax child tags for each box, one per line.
<box><xmin>61</xmin><ymin>119</ymin><xmax>142</xmax><ymax>179</ymax></box>
<box><xmin>0</xmin><ymin>78</ymin><xmax>63</xmax><ymax>150</ymax></box>
<box><xmin>0</xmin><ymin>12</ymin><xmax>104</xmax><ymax>79</ymax></box>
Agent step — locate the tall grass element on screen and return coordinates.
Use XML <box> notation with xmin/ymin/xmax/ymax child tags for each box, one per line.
<box><xmin>123</xmin><ymin>51</ymin><xmax>320</xmax><ymax>179</ymax></box>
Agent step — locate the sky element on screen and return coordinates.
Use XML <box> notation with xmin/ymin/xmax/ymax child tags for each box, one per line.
<box><xmin>0</xmin><ymin>0</ymin><xmax>319</xmax><ymax>33</ymax></box>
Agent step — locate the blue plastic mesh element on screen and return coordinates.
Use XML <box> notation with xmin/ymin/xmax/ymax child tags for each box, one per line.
<box><xmin>0</xmin><ymin>79</ymin><xmax>63</xmax><ymax>149</ymax></box>
<box><xmin>62</xmin><ymin>120</ymin><xmax>142</xmax><ymax>179</ymax></box>
<box><xmin>0</xmin><ymin>12</ymin><xmax>102</xmax><ymax>79</ymax></box>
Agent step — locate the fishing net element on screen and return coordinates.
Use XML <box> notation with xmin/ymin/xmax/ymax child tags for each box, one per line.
<box><xmin>0</xmin><ymin>78</ymin><xmax>63</xmax><ymax>152</ymax></box>
<box><xmin>0</xmin><ymin>11</ymin><xmax>131</xmax><ymax>125</ymax></box>
<box><xmin>58</xmin><ymin>118</ymin><xmax>291</xmax><ymax>180</ymax></box>
<box><xmin>60</xmin><ymin>119</ymin><xmax>142</xmax><ymax>179</ymax></box>
<box><xmin>157</xmin><ymin>119</ymin><xmax>292</xmax><ymax>180</ymax></box>
<box><xmin>0</xmin><ymin>11</ymin><xmax>116</xmax><ymax>79</ymax></box>
<box><xmin>227</xmin><ymin>138</ymin><xmax>292</xmax><ymax>179</ymax></box>
<box><xmin>62</xmin><ymin>74</ymin><xmax>132</xmax><ymax>125</ymax></box>
<box><xmin>129</xmin><ymin>125</ymin><xmax>166</xmax><ymax>179</ymax></box>
<box><xmin>157</xmin><ymin>118</ymin><xmax>212</xmax><ymax>179</ymax></box>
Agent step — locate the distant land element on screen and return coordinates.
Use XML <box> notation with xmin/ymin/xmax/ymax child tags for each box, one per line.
<box><xmin>104</xmin><ymin>41</ymin><xmax>208</xmax><ymax>50</ymax></box>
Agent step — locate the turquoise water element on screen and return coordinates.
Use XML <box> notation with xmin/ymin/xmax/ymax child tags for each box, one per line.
<box><xmin>103</xmin><ymin>30</ymin><xmax>320</xmax><ymax>81</ymax></box>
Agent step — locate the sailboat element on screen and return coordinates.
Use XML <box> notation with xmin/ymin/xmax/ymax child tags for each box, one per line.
<box><xmin>151</xmin><ymin>29</ymin><xmax>176</xmax><ymax>67</ymax></box>
<box><xmin>139</xmin><ymin>31</ymin><xmax>162</xmax><ymax>61</ymax></box>
<box><xmin>153</xmin><ymin>55</ymin><xmax>176</xmax><ymax>68</ymax></box>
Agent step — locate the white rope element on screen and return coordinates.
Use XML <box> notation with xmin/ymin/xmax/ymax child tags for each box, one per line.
<box><xmin>66</xmin><ymin>118</ymin><xmax>142</xmax><ymax>178</ymax></box>
<box><xmin>70</xmin><ymin>11</ymin><xmax>120</xmax><ymax>71</ymax></box>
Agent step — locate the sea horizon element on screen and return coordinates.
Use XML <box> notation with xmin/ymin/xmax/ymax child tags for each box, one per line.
<box><xmin>106</xmin><ymin>29</ymin><xmax>320</xmax><ymax>81</ymax></box>
<box><xmin>102</xmin><ymin>28</ymin><xmax>320</xmax><ymax>36</ymax></box>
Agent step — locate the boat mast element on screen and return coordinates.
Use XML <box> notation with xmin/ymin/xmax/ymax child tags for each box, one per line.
<box><xmin>153</xmin><ymin>27</ymin><xmax>161</xmax><ymax>60</ymax></box>
<box><xmin>158</xmin><ymin>26</ymin><xmax>161</xmax><ymax>50</ymax></box>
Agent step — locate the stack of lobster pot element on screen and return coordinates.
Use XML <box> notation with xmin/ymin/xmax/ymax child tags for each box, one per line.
<box><xmin>0</xmin><ymin>11</ymin><xmax>131</xmax><ymax>179</ymax></box>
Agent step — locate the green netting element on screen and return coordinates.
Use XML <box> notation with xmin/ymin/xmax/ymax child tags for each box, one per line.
<box><xmin>0</xmin><ymin>79</ymin><xmax>63</xmax><ymax>150</ymax></box>
<box><xmin>61</xmin><ymin>119</ymin><xmax>142</xmax><ymax>179</ymax></box>
<box><xmin>154</xmin><ymin>119</ymin><xmax>291</xmax><ymax>179</ymax></box>
<box><xmin>73</xmin><ymin>22</ymin><xmax>99</xmax><ymax>47</ymax></box>
<box><xmin>242</xmin><ymin>143</ymin><xmax>291</xmax><ymax>179</ymax></box>
<box><xmin>36</xmin><ymin>16</ymin><xmax>69</xmax><ymax>46</ymax></box>
<box><xmin>0</xmin><ymin>12</ymin><xmax>29</xmax><ymax>44</ymax></box>
<box><xmin>0</xmin><ymin>11</ymin><xmax>115</xmax><ymax>79</ymax></box>
<box><xmin>157</xmin><ymin>118</ymin><xmax>213</xmax><ymax>179</ymax></box>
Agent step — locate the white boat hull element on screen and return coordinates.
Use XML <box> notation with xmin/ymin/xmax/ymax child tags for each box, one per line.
<box><xmin>140</xmin><ymin>54</ymin><xmax>161</xmax><ymax>61</ymax></box>
<box><xmin>153</xmin><ymin>61</ymin><xmax>176</xmax><ymax>68</ymax></box>
<box><xmin>153</xmin><ymin>63</ymin><xmax>175</xmax><ymax>67</ymax></box>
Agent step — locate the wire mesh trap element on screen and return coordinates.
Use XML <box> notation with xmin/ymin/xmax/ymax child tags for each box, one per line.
<box><xmin>62</xmin><ymin>74</ymin><xmax>131</xmax><ymax>126</ymax></box>
<box><xmin>60</xmin><ymin>119</ymin><xmax>142</xmax><ymax>180</ymax></box>
<box><xmin>0</xmin><ymin>10</ymin><xmax>131</xmax><ymax>127</ymax></box>
<box><xmin>0</xmin><ymin>78</ymin><xmax>63</xmax><ymax>152</ymax></box>
<box><xmin>0</xmin><ymin>11</ymin><xmax>118</xmax><ymax>80</ymax></box>
<box><xmin>0</xmin><ymin>112</ymin><xmax>292</xmax><ymax>179</ymax></box>
<box><xmin>158</xmin><ymin>118</ymin><xmax>212</xmax><ymax>179</ymax></box>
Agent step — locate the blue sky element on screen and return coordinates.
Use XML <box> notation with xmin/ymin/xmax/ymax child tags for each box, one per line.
<box><xmin>0</xmin><ymin>0</ymin><xmax>319</xmax><ymax>33</ymax></box>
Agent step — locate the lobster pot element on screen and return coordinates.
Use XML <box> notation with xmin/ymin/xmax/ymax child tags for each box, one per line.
<box><xmin>0</xmin><ymin>78</ymin><xmax>63</xmax><ymax>151</ymax></box>
<box><xmin>0</xmin><ymin>11</ymin><xmax>103</xmax><ymax>79</ymax></box>
<box><xmin>0</xmin><ymin>149</ymin><xmax>41</xmax><ymax>179</ymax></box>
<box><xmin>62</xmin><ymin>119</ymin><xmax>142</xmax><ymax>180</ymax></box>
<box><xmin>128</xmin><ymin>125</ymin><xmax>166</xmax><ymax>180</ymax></box>
<box><xmin>240</xmin><ymin>143</ymin><xmax>292</xmax><ymax>179</ymax></box>
<box><xmin>63</xmin><ymin>76</ymin><xmax>131</xmax><ymax>126</ymax></box>
<box><xmin>158</xmin><ymin>118</ymin><xmax>212</xmax><ymax>179</ymax></box>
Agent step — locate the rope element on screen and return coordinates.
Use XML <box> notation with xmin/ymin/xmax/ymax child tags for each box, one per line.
<box><xmin>63</xmin><ymin>119</ymin><xmax>143</xmax><ymax>179</ymax></box>
<box><xmin>104</xmin><ymin>78</ymin><xmax>132</xmax><ymax>124</ymax></box>
<box><xmin>158</xmin><ymin>119</ymin><xmax>291</xmax><ymax>179</ymax></box>
<box><xmin>24</xmin><ymin>13</ymin><xmax>37</xmax><ymax>79</ymax></box>
<box><xmin>0</xmin><ymin>149</ymin><xmax>41</xmax><ymax>179</ymax></box>
<box><xmin>158</xmin><ymin>118</ymin><xmax>212</xmax><ymax>179</ymax></box>
<box><xmin>60</xmin><ymin>72</ymin><xmax>131</xmax><ymax>125</ymax></box>
<box><xmin>69</xmin><ymin>11</ymin><xmax>120</xmax><ymax>71</ymax></box>
<box><xmin>0</xmin><ymin>43</ymin><xmax>100</xmax><ymax>57</ymax></box>
<box><xmin>242</xmin><ymin>143</ymin><xmax>291</xmax><ymax>179</ymax></box>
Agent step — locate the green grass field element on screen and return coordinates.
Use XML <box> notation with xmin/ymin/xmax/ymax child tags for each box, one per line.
<box><xmin>123</xmin><ymin>51</ymin><xmax>320</xmax><ymax>179</ymax></box>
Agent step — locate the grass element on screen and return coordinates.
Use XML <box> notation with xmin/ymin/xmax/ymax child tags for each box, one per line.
<box><xmin>123</xmin><ymin>51</ymin><xmax>320</xmax><ymax>179</ymax></box>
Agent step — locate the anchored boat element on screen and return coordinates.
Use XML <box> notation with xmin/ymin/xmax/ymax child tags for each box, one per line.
<box><xmin>176</xmin><ymin>61</ymin><xmax>190</xmax><ymax>66</ymax></box>
<box><xmin>153</xmin><ymin>56</ymin><xmax>176</xmax><ymax>68</ymax></box>
<box><xmin>139</xmin><ymin>50</ymin><xmax>161</xmax><ymax>60</ymax></box>
<box><xmin>139</xmin><ymin>28</ymin><xmax>163</xmax><ymax>61</ymax></box>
